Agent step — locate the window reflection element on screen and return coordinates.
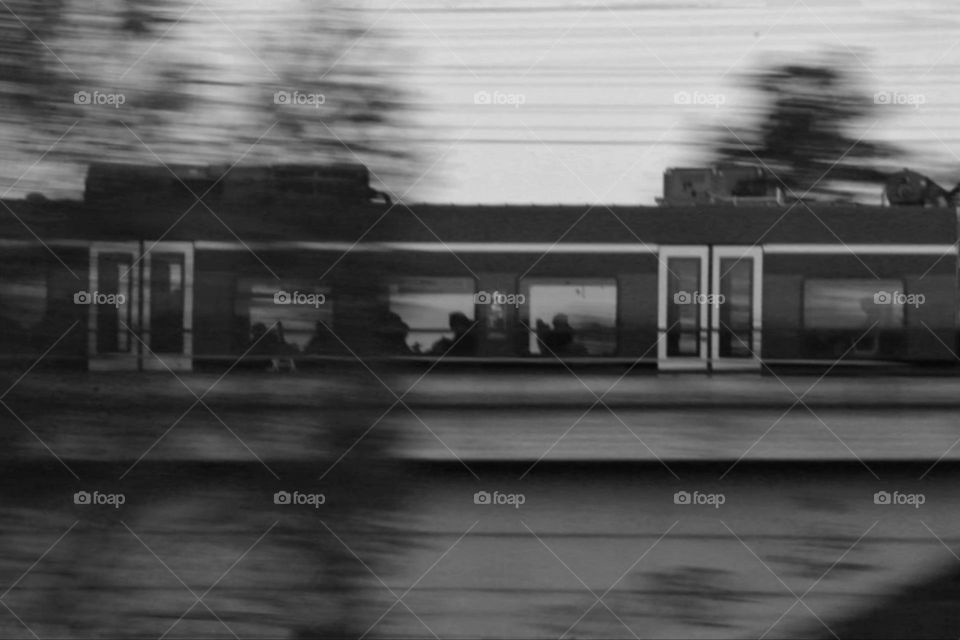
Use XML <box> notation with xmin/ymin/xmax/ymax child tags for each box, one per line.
<box><xmin>388</xmin><ymin>277</ymin><xmax>476</xmax><ymax>355</ymax></box>
<box><xmin>666</xmin><ymin>258</ymin><xmax>701</xmax><ymax>357</ymax></box>
<box><xmin>522</xmin><ymin>279</ymin><xmax>617</xmax><ymax>356</ymax></box>
<box><xmin>96</xmin><ymin>253</ymin><xmax>134</xmax><ymax>353</ymax></box>
<box><xmin>150</xmin><ymin>254</ymin><xmax>185</xmax><ymax>353</ymax></box>
<box><xmin>803</xmin><ymin>279</ymin><xmax>905</xmax><ymax>357</ymax></box>
<box><xmin>0</xmin><ymin>268</ymin><xmax>47</xmax><ymax>357</ymax></box>
<box><xmin>718</xmin><ymin>257</ymin><xmax>753</xmax><ymax>358</ymax></box>
<box><xmin>234</xmin><ymin>278</ymin><xmax>331</xmax><ymax>355</ymax></box>
<box><xmin>0</xmin><ymin>275</ymin><xmax>46</xmax><ymax>331</ymax></box>
<box><xmin>804</xmin><ymin>279</ymin><xmax>904</xmax><ymax>329</ymax></box>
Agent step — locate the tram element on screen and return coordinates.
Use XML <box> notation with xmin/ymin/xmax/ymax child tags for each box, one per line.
<box><xmin>0</xmin><ymin>163</ymin><xmax>955</xmax><ymax>372</ymax></box>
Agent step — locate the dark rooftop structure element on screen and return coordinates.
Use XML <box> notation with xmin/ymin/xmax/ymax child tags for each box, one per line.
<box><xmin>0</xmin><ymin>196</ymin><xmax>954</xmax><ymax>246</ymax></box>
<box><xmin>0</xmin><ymin>162</ymin><xmax>948</xmax><ymax>246</ymax></box>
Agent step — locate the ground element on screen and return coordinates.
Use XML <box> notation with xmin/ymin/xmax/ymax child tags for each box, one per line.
<box><xmin>1</xmin><ymin>371</ymin><xmax>959</xmax><ymax>638</ymax></box>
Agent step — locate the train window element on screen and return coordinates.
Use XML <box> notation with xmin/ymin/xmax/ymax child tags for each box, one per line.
<box><xmin>718</xmin><ymin>258</ymin><xmax>753</xmax><ymax>358</ymax></box>
<box><xmin>234</xmin><ymin>278</ymin><xmax>331</xmax><ymax>354</ymax></box>
<box><xmin>0</xmin><ymin>273</ymin><xmax>46</xmax><ymax>329</ymax></box>
<box><xmin>803</xmin><ymin>279</ymin><xmax>905</xmax><ymax>329</ymax></box>
<box><xmin>0</xmin><ymin>265</ymin><xmax>47</xmax><ymax>357</ymax></box>
<box><xmin>388</xmin><ymin>277</ymin><xmax>476</xmax><ymax>355</ymax></box>
<box><xmin>149</xmin><ymin>254</ymin><xmax>185</xmax><ymax>354</ymax></box>
<box><xmin>803</xmin><ymin>279</ymin><xmax>905</xmax><ymax>357</ymax></box>
<box><xmin>520</xmin><ymin>278</ymin><xmax>617</xmax><ymax>356</ymax></box>
<box><xmin>96</xmin><ymin>253</ymin><xmax>135</xmax><ymax>353</ymax></box>
<box><xmin>666</xmin><ymin>258</ymin><xmax>702</xmax><ymax>357</ymax></box>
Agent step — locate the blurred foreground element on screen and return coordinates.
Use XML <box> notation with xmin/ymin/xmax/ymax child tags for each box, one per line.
<box><xmin>3</xmin><ymin>372</ymin><xmax>960</xmax><ymax>462</ymax></box>
<box><xmin>3</xmin><ymin>371</ymin><xmax>960</xmax><ymax>638</ymax></box>
<box><xmin>3</xmin><ymin>461</ymin><xmax>960</xmax><ymax>638</ymax></box>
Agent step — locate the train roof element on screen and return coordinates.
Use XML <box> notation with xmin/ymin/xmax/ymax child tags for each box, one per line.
<box><xmin>0</xmin><ymin>198</ymin><xmax>954</xmax><ymax>246</ymax></box>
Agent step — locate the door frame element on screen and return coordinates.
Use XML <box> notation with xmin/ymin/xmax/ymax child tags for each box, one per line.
<box><xmin>141</xmin><ymin>241</ymin><xmax>195</xmax><ymax>371</ymax></box>
<box><xmin>710</xmin><ymin>246</ymin><xmax>763</xmax><ymax>370</ymax></box>
<box><xmin>657</xmin><ymin>245</ymin><xmax>710</xmax><ymax>370</ymax></box>
<box><xmin>87</xmin><ymin>241</ymin><xmax>195</xmax><ymax>371</ymax></box>
<box><xmin>87</xmin><ymin>241</ymin><xmax>141</xmax><ymax>371</ymax></box>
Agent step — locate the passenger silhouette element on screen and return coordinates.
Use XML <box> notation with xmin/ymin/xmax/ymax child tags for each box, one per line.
<box><xmin>303</xmin><ymin>320</ymin><xmax>327</xmax><ymax>355</ymax></box>
<box><xmin>250</xmin><ymin>321</ymin><xmax>297</xmax><ymax>371</ymax></box>
<box><xmin>430</xmin><ymin>311</ymin><xmax>476</xmax><ymax>356</ymax></box>
<box><xmin>249</xmin><ymin>322</ymin><xmax>272</xmax><ymax>350</ymax></box>
<box><xmin>376</xmin><ymin>311</ymin><xmax>412</xmax><ymax>355</ymax></box>
<box><xmin>535</xmin><ymin>319</ymin><xmax>551</xmax><ymax>345</ymax></box>
<box><xmin>537</xmin><ymin>313</ymin><xmax>588</xmax><ymax>356</ymax></box>
<box><xmin>548</xmin><ymin>313</ymin><xmax>575</xmax><ymax>350</ymax></box>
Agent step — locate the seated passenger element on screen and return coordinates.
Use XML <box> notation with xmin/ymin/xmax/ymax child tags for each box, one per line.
<box><xmin>376</xmin><ymin>311</ymin><xmax>413</xmax><ymax>355</ymax></box>
<box><xmin>537</xmin><ymin>313</ymin><xmax>588</xmax><ymax>356</ymax></box>
<box><xmin>548</xmin><ymin>313</ymin><xmax>575</xmax><ymax>351</ymax></box>
<box><xmin>535</xmin><ymin>319</ymin><xmax>551</xmax><ymax>344</ymax></box>
<box><xmin>303</xmin><ymin>320</ymin><xmax>328</xmax><ymax>355</ymax></box>
<box><xmin>430</xmin><ymin>311</ymin><xmax>477</xmax><ymax>356</ymax></box>
<box><xmin>250</xmin><ymin>321</ymin><xmax>298</xmax><ymax>371</ymax></box>
<box><xmin>249</xmin><ymin>322</ymin><xmax>273</xmax><ymax>351</ymax></box>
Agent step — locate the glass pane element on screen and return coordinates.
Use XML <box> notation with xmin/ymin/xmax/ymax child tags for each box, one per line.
<box><xmin>150</xmin><ymin>254</ymin><xmax>185</xmax><ymax>353</ymax></box>
<box><xmin>235</xmin><ymin>278</ymin><xmax>331</xmax><ymax>354</ymax></box>
<box><xmin>523</xmin><ymin>279</ymin><xmax>617</xmax><ymax>356</ymax></box>
<box><xmin>0</xmin><ymin>275</ymin><xmax>46</xmax><ymax>331</ymax></box>
<box><xmin>719</xmin><ymin>257</ymin><xmax>753</xmax><ymax>358</ymax></box>
<box><xmin>96</xmin><ymin>254</ymin><xmax>134</xmax><ymax>353</ymax></box>
<box><xmin>804</xmin><ymin>279</ymin><xmax>905</xmax><ymax>329</ymax></box>
<box><xmin>388</xmin><ymin>277</ymin><xmax>476</xmax><ymax>355</ymax></box>
<box><xmin>667</xmin><ymin>257</ymin><xmax>701</xmax><ymax>357</ymax></box>
<box><xmin>803</xmin><ymin>278</ymin><xmax>907</xmax><ymax>358</ymax></box>
<box><xmin>0</xmin><ymin>267</ymin><xmax>47</xmax><ymax>358</ymax></box>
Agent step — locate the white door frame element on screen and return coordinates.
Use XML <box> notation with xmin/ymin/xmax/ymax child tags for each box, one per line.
<box><xmin>87</xmin><ymin>241</ymin><xmax>194</xmax><ymax>371</ymax></box>
<box><xmin>141</xmin><ymin>241</ymin><xmax>195</xmax><ymax>371</ymax></box>
<box><xmin>658</xmin><ymin>246</ymin><xmax>710</xmax><ymax>370</ymax></box>
<box><xmin>710</xmin><ymin>246</ymin><xmax>763</xmax><ymax>370</ymax></box>
<box><xmin>87</xmin><ymin>242</ymin><xmax>141</xmax><ymax>371</ymax></box>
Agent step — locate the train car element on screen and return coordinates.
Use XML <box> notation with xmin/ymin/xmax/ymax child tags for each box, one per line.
<box><xmin>0</xmin><ymin>163</ymin><xmax>956</xmax><ymax>373</ymax></box>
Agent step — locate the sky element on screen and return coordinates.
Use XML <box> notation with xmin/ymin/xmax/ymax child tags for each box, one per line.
<box><xmin>3</xmin><ymin>0</ymin><xmax>960</xmax><ymax>206</ymax></box>
<box><xmin>397</xmin><ymin>0</ymin><xmax>960</xmax><ymax>205</ymax></box>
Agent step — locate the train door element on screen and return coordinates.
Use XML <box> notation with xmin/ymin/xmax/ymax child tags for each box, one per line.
<box><xmin>142</xmin><ymin>242</ymin><xmax>194</xmax><ymax>371</ymax></box>
<box><xmin>87</xmin><ymin>242</ymin><xmax>141</xmax><ymax>370</ymax></box>
<box><xmin>658</xmin><ymin>245</ymin><xmax>763</xmax><ymax>371</ymax></box>
<box><xmin>710</xmin><ymin>246</ymin><xmax>762</xmax><ymax>370</ymax></box>
<box><xmin>658</xmin><ymin>246</ymin><xmax>710</xmax><ymax>370</ymax></box>
<box><xmin>86</xmin><ymin>242</ymin><xmax>194</xmax><ymax>371</ymax></box>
